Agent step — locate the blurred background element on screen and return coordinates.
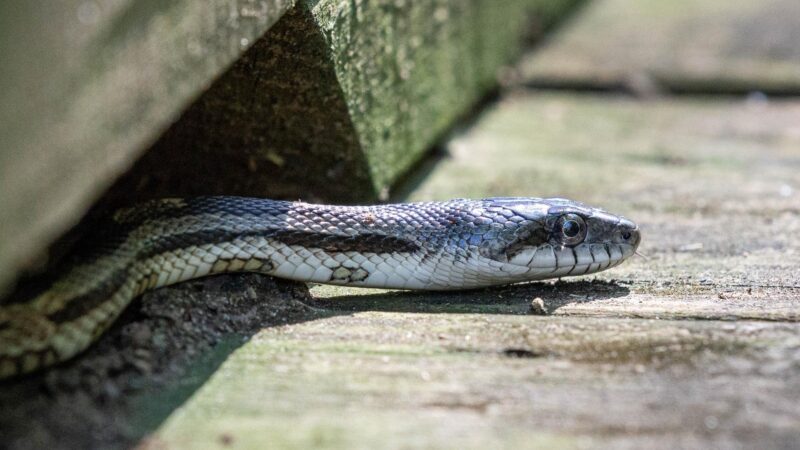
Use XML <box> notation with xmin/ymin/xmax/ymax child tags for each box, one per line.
<box><xmin>1</xmin><ymin>1</ymin><xmax>799</xmax><ymax>449</ymax></box>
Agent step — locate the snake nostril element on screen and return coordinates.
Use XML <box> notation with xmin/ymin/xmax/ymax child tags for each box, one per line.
<box><xmin>621</xmin><ymin>231</ymin><xmax>632</xmax><ymax>240</ymax></box>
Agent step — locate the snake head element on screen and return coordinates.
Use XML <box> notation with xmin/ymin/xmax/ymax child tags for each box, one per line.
<box><xmin>479</xmin><ymin>198</ymin><xmax>640</xmax><ymax>278</ymax></box>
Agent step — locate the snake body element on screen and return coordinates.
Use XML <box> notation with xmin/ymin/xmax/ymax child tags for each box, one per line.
<box><xmin>0</xmin><ymin>196</ymin><xmax>639</xmax><ymax>378</ymax></box>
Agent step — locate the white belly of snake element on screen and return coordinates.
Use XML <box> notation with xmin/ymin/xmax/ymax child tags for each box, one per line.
<box><xmin>0</xmin><ymin>196</ymin><xmax>640</xmax><ymax>378</ymax></box>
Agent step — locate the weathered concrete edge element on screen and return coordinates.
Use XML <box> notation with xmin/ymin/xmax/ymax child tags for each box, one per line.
<box><xmin>309</xmin><ymin>0</ymin><xmax>586</xmax><ymax>195</ymax></box>
<box><xmin>0</xmin><ymin>1</ymin><xmax>295</xmax><ymax>294</ymax></box>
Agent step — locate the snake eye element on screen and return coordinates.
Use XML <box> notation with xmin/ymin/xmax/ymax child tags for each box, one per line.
<box><xmin>562</xmin><ymin>220</ymin><xmax>580</xmax><ymax>238</ymax></box>
<box><xmin>556</xmin><ymin>214</ymin><xmax>587</xmax><ymax>246</ymax></box>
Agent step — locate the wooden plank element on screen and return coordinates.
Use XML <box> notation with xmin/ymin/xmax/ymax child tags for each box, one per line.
<box><xmin>521</xmin><ymin>0</ymin><xmax>800</xmax><ymax>94</ymax></box>
<box><xmin>145</xmin><ymin>91</ymin><xmax>800</xmax><ymax>448</ymax></box>
<box><xmin>0</xmin><ymin>0</ymin><xmax>295</xmax><ymax>294</ymax></box>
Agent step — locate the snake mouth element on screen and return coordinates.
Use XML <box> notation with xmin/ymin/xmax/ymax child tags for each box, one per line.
<box><xmin>508</xmin><ymin>242</ymin><xmax>636</xmax><ymax>276</ymax></box>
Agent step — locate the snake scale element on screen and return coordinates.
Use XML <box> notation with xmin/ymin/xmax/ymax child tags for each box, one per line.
<box><xmin>0</xmin><ymin>196</ymin><xmax>640</xmax><ymax>379</ymax></box>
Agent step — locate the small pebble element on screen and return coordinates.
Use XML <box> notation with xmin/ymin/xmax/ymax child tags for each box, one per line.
<box><xmin>127</xmin><ymin>323</ymin><xmax>153</xmax><ymax>347</ymax></box>
<box><xmin>678</xmin><ymin>242</ymin><xmax>704</xmax><ymax>252</ymax></box>
<box><xmin>219</xmin><ymin>433</ymin><xmax>235</xmax><ymax>446</ymax></box>
<box><xmin>529</xmin><ymin>297</ymin><xmax>548</xmax><ymax>315</ymax></box>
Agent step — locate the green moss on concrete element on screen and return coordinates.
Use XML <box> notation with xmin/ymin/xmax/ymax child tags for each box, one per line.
<box><xmin>307</xmin><ymin>0</ymin><xmax>583</xmax><ymax>196</ymax></box>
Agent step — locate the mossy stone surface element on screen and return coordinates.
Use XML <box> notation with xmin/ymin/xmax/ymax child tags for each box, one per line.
<box><xmin>305</xmin><ymin>0</ymin><xmax>582</xmax><ymax>195</ymax></box>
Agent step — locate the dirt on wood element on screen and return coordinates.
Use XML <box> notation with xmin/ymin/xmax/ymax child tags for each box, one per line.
<box><xmin>0</xmin><ymin>274</ymin><xmax>316</xmax><ymax>450</ymax></box>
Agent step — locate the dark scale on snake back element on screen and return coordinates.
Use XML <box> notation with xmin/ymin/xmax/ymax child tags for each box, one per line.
<box><xmin>113</xmin><ymin>197</ymin><xmax>295</xmax><ymax>228</ymax></box>
<box><xmin>0</xmin><ymin>214</ymin><xmax>133</xmax><ymax>308</ymax></box>
<box><xmin>272</xmin><ymin>229</ymin><xmax>420</xmax><ymax>254</ymax></box>
<box><xmin>139</xmin><ymin>228</ymin><xmax>421</xmax><ymax>259</ymax></box>
<box><xmin>47</xmin><ymin>267</ymin><xmax>130</xmax><ymax>324</ymax></box>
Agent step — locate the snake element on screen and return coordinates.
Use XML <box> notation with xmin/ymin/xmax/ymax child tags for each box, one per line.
<box><xmin>0</xmin><ymin>196</ymin><xmax>640</xmax><ymax>379</ymax></box>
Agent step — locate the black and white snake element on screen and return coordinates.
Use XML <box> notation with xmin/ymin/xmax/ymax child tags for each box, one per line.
<box><xmin>0</xmin><ymin>196</ymin><xmax>640</xmax><ymax>379</ymax></box>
